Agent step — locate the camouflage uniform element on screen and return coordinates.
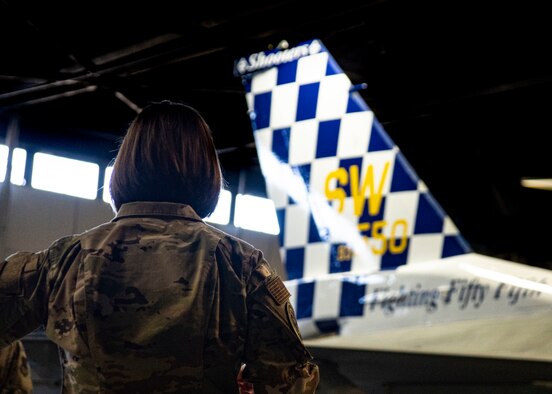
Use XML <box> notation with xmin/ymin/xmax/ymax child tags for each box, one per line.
<box><xmin>0</xmin><ymin>340</ymin><xmax>32</xmax><ymax>393</ymax></box>
<box><xmin>0</xmin><ymin>202</ymin><xmax>319</xmax><ymax>393</ymax></box>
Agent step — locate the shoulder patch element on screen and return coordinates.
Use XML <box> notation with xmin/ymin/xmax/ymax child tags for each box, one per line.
<box><xmin>266</xmin><ymin>276</ymin><xmax>291</xmax><ymax>305</ymax></box>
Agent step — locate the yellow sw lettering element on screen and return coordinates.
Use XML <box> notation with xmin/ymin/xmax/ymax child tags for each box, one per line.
<box><xmin>349</xmin><ymin>163</ymin><xmax>390</xmax><ymax>216</ymax></box>
<box><xmin>324</xmin><ymin>168</ymin><xmax>348</xmax><ymax>212</ymax></box>
<box><xmin>325</xmin><ymin>162</ymin><xmax>390</xmax><ymax>217</ymax></box>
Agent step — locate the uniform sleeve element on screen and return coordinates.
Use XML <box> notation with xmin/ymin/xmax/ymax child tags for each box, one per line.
<box><xmin>0</xmin><ymin>340</ymin><xmax>33</xmax><ymax>394</ymax></box>
<box><xmin>242</xmin><ymin>251</ymin><xmax>319</xmax><ymax>394</ymax></box>
<box><xmin>0</xmin><ymin>251</ymin><xmax>48</xmax><ymax>348</ymax></box>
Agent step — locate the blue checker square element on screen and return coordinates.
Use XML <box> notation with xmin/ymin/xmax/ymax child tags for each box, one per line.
<box><xmin>325</xmin><ymin>56</ymin><xmax>343</xmax><ymax>76</ymax></box>
<box><xmin>338</xmin><ymin>157</ymin><xmax>363</xmax><ymax>197</ymax></box>
<box><xmin>285</xmin><ymin>247</ymin><xmax>305</xmax><ymax>280</ymax></box>
<box><xmin>275</xmin><ymin>208</ymin><xmax>286</xmax><ymax>246</ymax></box>
<box><xmin>315</xmin><ymin>319</ymin><xmax>339</xmax><ymax>334</ymax></box>
<box><xmin>390</xmin><ymin>152</ymin><xmax>418</xmax><ymax>192</ymax></box>
<box><xmin>315</xmin><ymin>119</ymin><xmax>341</xmax><ymax>158</ymax></box>
<box><xmin>339</xmin><ymin>278</ymin><xmax>366</xmax><ymax>317</ymax></box>
<box><xmin>243</xmin><ymin>79</ymin><xmax>252</xmax><ymax>93</ymax></box>
<box><xmin>253</xmin><ymin>92</ymin><xmax>272</xmax><ymax>129</ymax></box>
<box><xmin>296</xmin><ymin>82</ymin><xmax>320</xmax><ymax>121</ymax></box>
<box><xmin>414</xmin><ymin>193</ymin><xmax>445</xmax><ymax>234</ymax></box>
<box><xmin>296</xmin><ymin>281</ymin><xmax>315</xmax><ymax>319</ymax></box>
<box><xmin>308</xmin><ymin>214</ymin><xmax>324</xmax><ymax>243</ymax></box>
<box><xmin>271</xmin><ymin>128</ymin><xmax>290</xmax><ymax>162</ymax></box>
<box><xmin>347</xmin><ymin>92</ymin><xmax>369</xmax><ymax>113</ymax></box>
<box><xmin>277</xmin><ymin>60</ymin><xmax>298</xmax><ymax>85</ymax></box>
<box><xmin>380</xmin><ymin>239</ymin><xmax>410</xmax><ymax>270</ymax></box>
<box><xmin>368</xmin><ymin>119</ymin><xmax>394</xmax><ymax>152</ymax></box>
<box><xmin>442</xmin><ymin>235</ymin><xmax>471</xmax><ymax>257</ymax></box>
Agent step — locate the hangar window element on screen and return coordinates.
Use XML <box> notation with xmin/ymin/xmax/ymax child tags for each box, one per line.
<box><xmin>31</xmin><ymin>153</ymin><xmax>99</xmax><ymax>200</ymax></box>
<box><xmin>102</xmin><ymin>166</ymin><xmax>113</xmax><ymax>203</ymax></box>
<box><xmin>234</xmin><ymin>193</ymin><xmax>280</xmax><ymax>234</ymax></box>
<box><xmin>205</xmin><ymin>189</ymin><xmax>232</xmax><ymax>225</ymax></box>
<box><xmin>0</xmin><ymin>144</ymin><xmax>27</xmax><ymax>186</ymax></box>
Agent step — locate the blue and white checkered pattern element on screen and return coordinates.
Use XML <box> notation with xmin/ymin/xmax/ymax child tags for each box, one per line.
<box><xmin>238</xmin><ymin>39</ymin><xmax>470</xmax><ymax>281</ymax></box>
<box><xmin>286</xmin><ymin>275</ymin><xmax>360</xmax><ymax>336</ymax></box>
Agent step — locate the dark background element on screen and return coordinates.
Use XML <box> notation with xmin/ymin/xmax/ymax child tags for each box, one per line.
<box><xmin>1</xmin><ymin>0</ymin><xmax>551</xmax><ymax>269</ymax></box>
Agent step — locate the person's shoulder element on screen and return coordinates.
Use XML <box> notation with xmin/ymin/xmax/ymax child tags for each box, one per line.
<box><xmin>45</xmin><ymin>221</ymin><xmax>115</xmax><ymax>257</ymax></box>
<box><xmin>78</xmin><ymin>221</ymin><xmax>118</xmax><ymax>248</ymax></box>
<box><xmin>46</xmin><ymin>233</ymin><xmax>81</xmax><ymax>254</ymax></box>
<box><xmin>202</xmin><ymin>222</ymin><xmax>259</xmax><ymax>258</ymax></box>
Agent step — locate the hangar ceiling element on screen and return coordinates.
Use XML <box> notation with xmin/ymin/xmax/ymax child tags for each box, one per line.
<box><xmin>0</xmin><ymin>0</ymin><xmax>551</xmax><ymax>268</ymax></box>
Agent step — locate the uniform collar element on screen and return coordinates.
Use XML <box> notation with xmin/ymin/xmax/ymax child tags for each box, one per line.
<box><xmin>113</xmin><ymin>201</ymin><xmax>203</xmax><ymax>222</ymax></box>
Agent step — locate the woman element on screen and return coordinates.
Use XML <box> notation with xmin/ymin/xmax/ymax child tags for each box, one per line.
<box><xmin>0</xmin><ymin>101</ymin><xmax>319</xmax><ymax>393</ymax></box>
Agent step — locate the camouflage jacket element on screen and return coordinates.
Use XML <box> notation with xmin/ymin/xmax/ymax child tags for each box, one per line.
<box><xmin>0</xmin><ymin>340</ymin><xmax>32</xmax><ymax>393</ymax></box>
<box><xmin>0</xmin><ymin>202</ymin><xmax>319</xmax><ymax>393</ymax></box>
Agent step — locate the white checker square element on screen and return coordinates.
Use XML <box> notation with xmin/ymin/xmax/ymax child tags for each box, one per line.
<box><xmin>418</xmin><ymin>180</ymin><xmax>429</xmax><ymax>192</ymax></box>
<box><xmin>284</xmin><ymin>204</ymin><xmax>310</xmax><ymax>247</ymax></box>
<box><xmin>407</xmin><ymin>234</ymin><xmax>444</xmax><ymax>264</ymax></box>
<box><xmin>254</xmin><ymin>127</ymin><xmax>273</xmax><ymax>151</ymax></box>
<box><xmin>296</xmin><ymin>52</ymin><xmax>329</xmax><ymax>84</ymax></box>
<box><xmin>312</xmin><ymin>277</ymin><xmax>341</xmax><ymax>319</ymax></box>
<box><xmin>288</xmin><ymin>119</ymin><xmax>319</xmax><ymax>165</ymax></box>
<box><xmin>351</xmin><ymin>248</ymin><xmax>380</xmax><ymax>273</ymax></box>
<box><xmin>286</xmin><ymin>280</ymin><xmax>298</xmax><ymax>309</ymax></box>
<box><xmin>303</xmin><ymin>242</ymin><xmax>331</xmax><ymax>278</ymax></box>
<box><xmin>382</xmin><ymin>191</ymin><xmax>420</xmax><ymax>237</ymax></box>
<box><xmin>270</xmin><ymin>83</ymin><xmax>299</xmax><ymax>129</ymax></box>
<box><xmin>297</xmin><ymin>320</ymin><xmax>322</xmax><ymax>337</ymax></box>
<box><xmin>336</xmin><ymin>111</ymin><xmax>374</xmax><ymax>158</ymax></box>
<box><xmin>251</xmin><ymin>67</ymin><xmax>278</xmax><ymax>93</ymax></box>
<box><xmin>308</xmin><ymin>156</ymin><xmax>340</xmax><ymax>197</ymax></box>
<box><xmin>443</xmin><ymin>216</ymin><xmax>459</xmax><ymax>235</ymax></box>
<box><xmin>316</xmin><ymin>74</ymin><xmax>351</xmax><ymax>121</ymax></box>
<box><xmin>265</xmin><ymin>177</ymin><xmax>288</xmax><ymax>209</ymax></box>
<box><xmin>254</xmin><ymin>128</ymin><xmax>275</xmax><ymax>176</ymax></box>
<box><xmin>326</xmin><ymin>216</ymin><xmax>358</xmax><ymax>244</ymax></box>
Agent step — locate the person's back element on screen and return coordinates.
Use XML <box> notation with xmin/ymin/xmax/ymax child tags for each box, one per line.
<box><xmin>0</xmin><ymin>101</ymin><xmax>319</xmax><ymax>393</ymax></box>
<box><xmin>42</xmin><ymin>201</ymin><xmax>315</xmax><ymax>392</ymax></box>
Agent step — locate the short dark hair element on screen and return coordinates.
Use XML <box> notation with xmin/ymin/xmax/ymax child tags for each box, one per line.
<box><xmin>109</xmin><ymin>100</ymin><xmax>222</xmax><ymax>218</ymax></box>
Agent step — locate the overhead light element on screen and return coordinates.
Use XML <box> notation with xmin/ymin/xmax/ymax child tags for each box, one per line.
<box><xmin>520</xmin><ymin>178</ymin><xmax>552</xmax><ymax>190</ymax></box>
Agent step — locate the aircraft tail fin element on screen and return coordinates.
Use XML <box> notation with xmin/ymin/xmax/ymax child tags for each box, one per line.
<box><xmin>234</xmin><ymin>39</ymin><xmax>471</xmax><ymax>280</ymax></box>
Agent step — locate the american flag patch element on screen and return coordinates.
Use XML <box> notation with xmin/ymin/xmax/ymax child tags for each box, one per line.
<box><xmin>266</xmin><ymin>276</ymin><xmax>291</xmax><ymax>305</ymax></box>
